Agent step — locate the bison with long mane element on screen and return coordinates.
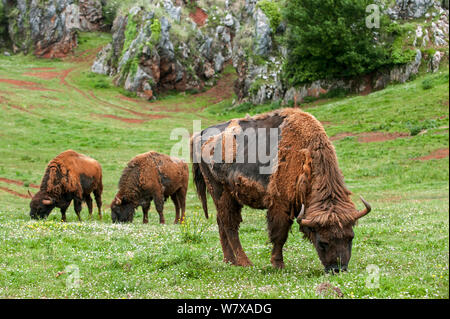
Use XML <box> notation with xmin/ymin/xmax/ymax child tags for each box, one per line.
<box><xmin>191</xmin><ymin>108</ymin><xmax>371</xmax><ymax>273</ymax></box>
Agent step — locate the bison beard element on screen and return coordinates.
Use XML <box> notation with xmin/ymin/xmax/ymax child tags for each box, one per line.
<box><xmin>191</xmin><ymin>108</ymin><xmax>372</xmax><ymax>272</ymax></box>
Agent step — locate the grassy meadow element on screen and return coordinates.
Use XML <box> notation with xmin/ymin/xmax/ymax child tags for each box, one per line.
<box><xmin>0</xmin><ymin>32</ymin><xmax>448</xmax><ymax>298</ymax></box>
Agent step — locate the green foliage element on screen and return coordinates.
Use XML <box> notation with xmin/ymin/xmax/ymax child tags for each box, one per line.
<box><xmin>422</xmin><ymin>78</ymin><xmax>434</xmax><ymax>90</ymax></box>
<box><xmin>102</xmin><ymin>0</ymin><xmax>121</xmax><ymax>28</ymax></box>
<box><xmin>406</xmin><ymin>119</ymin><xmax>438</xmax><ymax>136</ymax></box>
<box><xmin>121</xmin><ymin>13</ymin><xmax>140</xmax><ymax>59</ymax></box>
<box><xmin>283</xmin><ymin>0</ymin><xmax>390</xmax><ymax>85</ymax></box>
<box><xmin>421</xmin><ymin>72</ymin><xmax>448</xmax><ymax>90</ymax></box>
<box><xmin>179</xmin><ymin>212</ymin><xmax>208</xmax><ymax>243</ymax></box>
<box><xmin>150</xmin><ymin>18</ymin><xmax>161</xmax><ymax>45</ymax></box>
<box><xmin>0</xmin><ymin>1</ymin><xmax>7</xmax><ymax>39</ymax></box>
<box><xmin>256</xmin><ymin>0</ymin><xmax>282</xmax><ymax>31</ymax></box>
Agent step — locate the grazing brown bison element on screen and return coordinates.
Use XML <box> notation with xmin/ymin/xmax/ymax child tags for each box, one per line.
<box><xmin>191</xmin><ymin>108</ymin><xmax>371</xmax><ymax>273</ymax></box>
<box><xmin>29</xmin><ymin>150</ymin><xmax>103</xmax><ymax>221</ymax></box>
<box><xmin>111</xmin><ymin>151</ymin><xmax>188</xmax><ymax>224</ymax></box>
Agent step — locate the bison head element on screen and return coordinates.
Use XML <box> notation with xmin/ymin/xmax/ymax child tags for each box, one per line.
<box><xmin>110</xmin><ymin>195</ymin><xmax>135</xmax><ymax>223</ymax></box>
<box><xmin>29</xmin><ymin>191</ymin><xmax>56</xmax><ymax>220</ymax></box>
<box><xmin>297</xmin><ymin>197</ymin><xmax>371</xmax><ymax>273</ymax></box>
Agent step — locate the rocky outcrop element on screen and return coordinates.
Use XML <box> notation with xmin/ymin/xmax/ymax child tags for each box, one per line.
<box><xmin>92</xmin><ymin>0</ymin><xmax>239</xmax><ymax>99</ymax></box>
<box><xmin>79</xmin><ymin>0</ymin><xmax>104</xmax><ymax>31</ymax></box>
<box><xmin>232</xmin><ymin>0</ymin><xmax>285</xmax><ymax>105</ymax></box>
<box><xmin>233</xmin><ymin>0</ymin><xmax>449</xmax><ymax>106</ymax></box>
<box><xmin>2</xmin><ymin>0</ymin><xmax>104</xmax><ymax>57</ymax></box>
<box><xmin>387</xmin><ymin>0</ymin><xmax>435</xmax><ymax>19</ymax></box>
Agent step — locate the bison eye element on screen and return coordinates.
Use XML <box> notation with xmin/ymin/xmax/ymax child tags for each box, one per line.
<box><xmin>318</xmin><ymin>241</ymin><xmax>329</xmax><ymax>251</ymax></box>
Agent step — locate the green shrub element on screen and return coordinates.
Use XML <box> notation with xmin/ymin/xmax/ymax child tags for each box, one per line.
<box><xmin>406</xmin><ymin>119</ymin><xmax>438</xmax><ymax>136</ymax></box>
<box><xmin>150</xmin><ymin>18</ymin><xmax>161</xmax><ymax>44</ymax></box>
<box><xmin>256</xmin><ymin>0</ymin><xmax>282</xmax><ymax>31</ymax></box>
<box><xmin>179</xmin><ymin>212</ymin><xmax>208</xmax><ymax>243</ymax></box>
<box><xmin>93</xmin><ymin>79</ymin><xmax>111</xmax><ymax>89</ymax></box>
<box><xmin>102</xmin><ymin>0</ymin><xmax>121</xmax><ymax>28</ymax></box>
<box><xmin>422</xmin><ymin>78</ymin><xmax>434</xmax><ymax>90</ymax></box>
<box><xmin>283</xmin><ymin>0</ymin><xmax>390</xmax><ymax>85</ymax></box>
<box><xmin>0</xmin><ymin>1</ymin><xmax>7</xmax><ymax>40</ymax></box>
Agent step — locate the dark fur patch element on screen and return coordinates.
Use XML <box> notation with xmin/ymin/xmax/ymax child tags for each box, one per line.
<box><xmin>80</xmin><ymin>174</ymin><xmax>94</xmax><ymax>193</ymax></box>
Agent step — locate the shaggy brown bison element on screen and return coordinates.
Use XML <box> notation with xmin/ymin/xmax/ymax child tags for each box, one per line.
<box><xmin>191</xmin><ymin>108</ymin><xmax>371</xmax><ymax>273</ymax></box>
<box><xmin>111</xmin><ymin>151</ymin><xmax>188</xmax><ymax>224</ymax></box>
<box><xmin>29</xmin><ymin>150</ymin><xmax>103</xmax><ymax>221</ymax></box>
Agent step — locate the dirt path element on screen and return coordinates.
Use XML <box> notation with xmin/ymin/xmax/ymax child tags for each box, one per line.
<box><xmin>0</xmin><ymin>177</ymin><xmax>40</xmax><ymax>189</ymax></box>
<box><xmin>330</xmin><ymin>131</ymin><xmax>410</xmax><ymax>143</ymax></box>
<box><xmin>0</xmin><ymin>186</ymin><xmax>30</xmax><ymax>199</ymax></box>
<box><xmin>412</xmin><ymin>148</ymin><xmax>449</xmax><ymax>161</ymax></box>
<box><xmin>0</xmin><ymin>79</ymin><xmax>58</xmax><ymax>92</ymax></box>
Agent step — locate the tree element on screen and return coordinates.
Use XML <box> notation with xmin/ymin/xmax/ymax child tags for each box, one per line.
<box><xmin>283</xmin><ymin>0</ymin><xmax>390</xmax><ymax>85</ymax></box>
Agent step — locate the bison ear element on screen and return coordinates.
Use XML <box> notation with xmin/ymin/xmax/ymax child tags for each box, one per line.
<box><xmin>42</xmin><ymin>198</ymin><xmax>54</xmax><ymax>205</ymax></box>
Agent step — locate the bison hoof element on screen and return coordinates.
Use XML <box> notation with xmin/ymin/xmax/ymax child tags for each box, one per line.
<box><xmin>143</xmin><ymin>220</ymin><xmax>148</xmax><ymax>224</ymax></box>
<box><xmin>271</xmin><ymin>260</ymin><xmax>285</xmax><ymax>269</ymax></box>
<box><xmin>236</xmin><ymin>257</ymin><xmax>253</xmax><ymax>267</ymax></box>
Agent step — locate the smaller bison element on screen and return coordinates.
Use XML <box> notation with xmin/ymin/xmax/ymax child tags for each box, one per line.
<box><xmin>111</xmin><ymin>151</ymin><xmax>188</xmax><ymax>224</ymax></box>
<box><xmin>29</xmin><ymin>150</ymin><xmax>103</xmax><ymax>221</ymax></box>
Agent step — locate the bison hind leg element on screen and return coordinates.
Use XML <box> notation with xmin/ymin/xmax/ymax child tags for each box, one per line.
<box><xmin>141</xmin><ymin>202</ymin><xmax>150</xmax><ymax>224</ymax></box>
<box><xmin>84</xmin><ymin>194</ymin><xmax>93</xmax><ymax>219</ymax></box>
<box><xmin>73</xmin><ymin>199</ymin><xmax>83</xmax><ymax>222</ymax></box>
<box><xmin>93</xmin><ymin>188</ymin><xmax>102</xmax><ymax>220</ymax></box>
<box><xmin>215</xmin><ymin>191</ymin><xmax>253</xmax><ymax>267</ymax></box>
<box><xmin>171</xmin><ymin>193</ymin><xmax>181</xmax><ymax>224</ymax></box>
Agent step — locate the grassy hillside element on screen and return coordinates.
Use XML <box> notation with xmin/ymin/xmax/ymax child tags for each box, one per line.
<box><xmin>0</xmin><ymin>32</ymin><xmax>448</xmax><ymax>298</ymax></box>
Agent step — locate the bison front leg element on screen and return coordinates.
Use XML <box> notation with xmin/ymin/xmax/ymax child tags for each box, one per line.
<box><xmin>60</xmin><ymin>202</ymin><xmax>70</xmax><ymax>222</ymax></box>
<box><xmin>267</xmin><ymin>208</ymin><xmax>293</xmax><ymax>269</ymax></box>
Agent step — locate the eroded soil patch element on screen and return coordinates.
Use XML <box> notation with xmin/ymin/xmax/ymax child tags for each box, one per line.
<box><xmin>0</xmin><ymin>186</ymin><xmax>30</xmax><ymax>199</ymax></box>
<box><xmin>358</xmin><ymin>132</ymin><xmax>409</xmax><ymax>143</ymax></box>
<box><xmin>0</xmin><ymin>177</ymin><xmax>39</xmax><ymax>189</ymax></box>
<box><xmin>190</xmin><ymin>7</ymin><xmax>208</xmax><ymax>26</ymax></box>
<box><xmin>0</xmin><ymin>78</ymin><xmax>57</xmax><ymax>92</ymax></box>
<box><xmin>330</xmin><ymin>131</ymin><xmax>410</xmax><ymax>143</ymax></box>
<box><xmin>412</xmin><ymin>148</ymin><xmax>449</xmax><ymax>161</ymax></box>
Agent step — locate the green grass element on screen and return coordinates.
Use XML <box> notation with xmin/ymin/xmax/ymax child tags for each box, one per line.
<box><xmin>0</xmin><ymin>33</ymin><xmax>448</xmax><ymax>299</ymax></box>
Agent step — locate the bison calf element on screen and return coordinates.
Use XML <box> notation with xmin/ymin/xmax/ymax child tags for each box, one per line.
<box><xmin>29</xmin><ymin>150</ymin><xmax>103</xmax><ymax>221</ymax></box>
<box><xmin>111</xmin><ymin>151</ymin><xmax>188</xmax><ymax>224</ymax></box>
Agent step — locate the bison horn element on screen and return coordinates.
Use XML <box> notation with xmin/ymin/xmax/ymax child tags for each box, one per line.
<box><xmin>114</xmin><ymin>195</ymin><xmax>122</xmax><ymax>205</ymax></box>
<box><xmin>27</xmin><ymin>190</ymin><xmax>34</xmax><ymax>198</ymax></box>
<box><xmin>354</xmin><ymin>196</ymin><xmax>371</xmax><ymax>220</ymax></box>
<box><xmin>296</xmin><ymin>204</ymin><xmax>305</xmax><ymax>223</ymax></box>
<box><xmin>42</xmin><ymin>198</ymin><xmax>54</xmax><ymax>205</ymax></box>
<box><xmin>296</xmin><ymin>204</ymin><xmax>316</xmax><ymax>228</ymax></box>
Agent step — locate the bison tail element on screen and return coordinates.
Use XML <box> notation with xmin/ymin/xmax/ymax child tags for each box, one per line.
<box><xmin>192</xmin><ymin>162</ymin><xmax>208</xmax><ymax>219</ymax></box>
